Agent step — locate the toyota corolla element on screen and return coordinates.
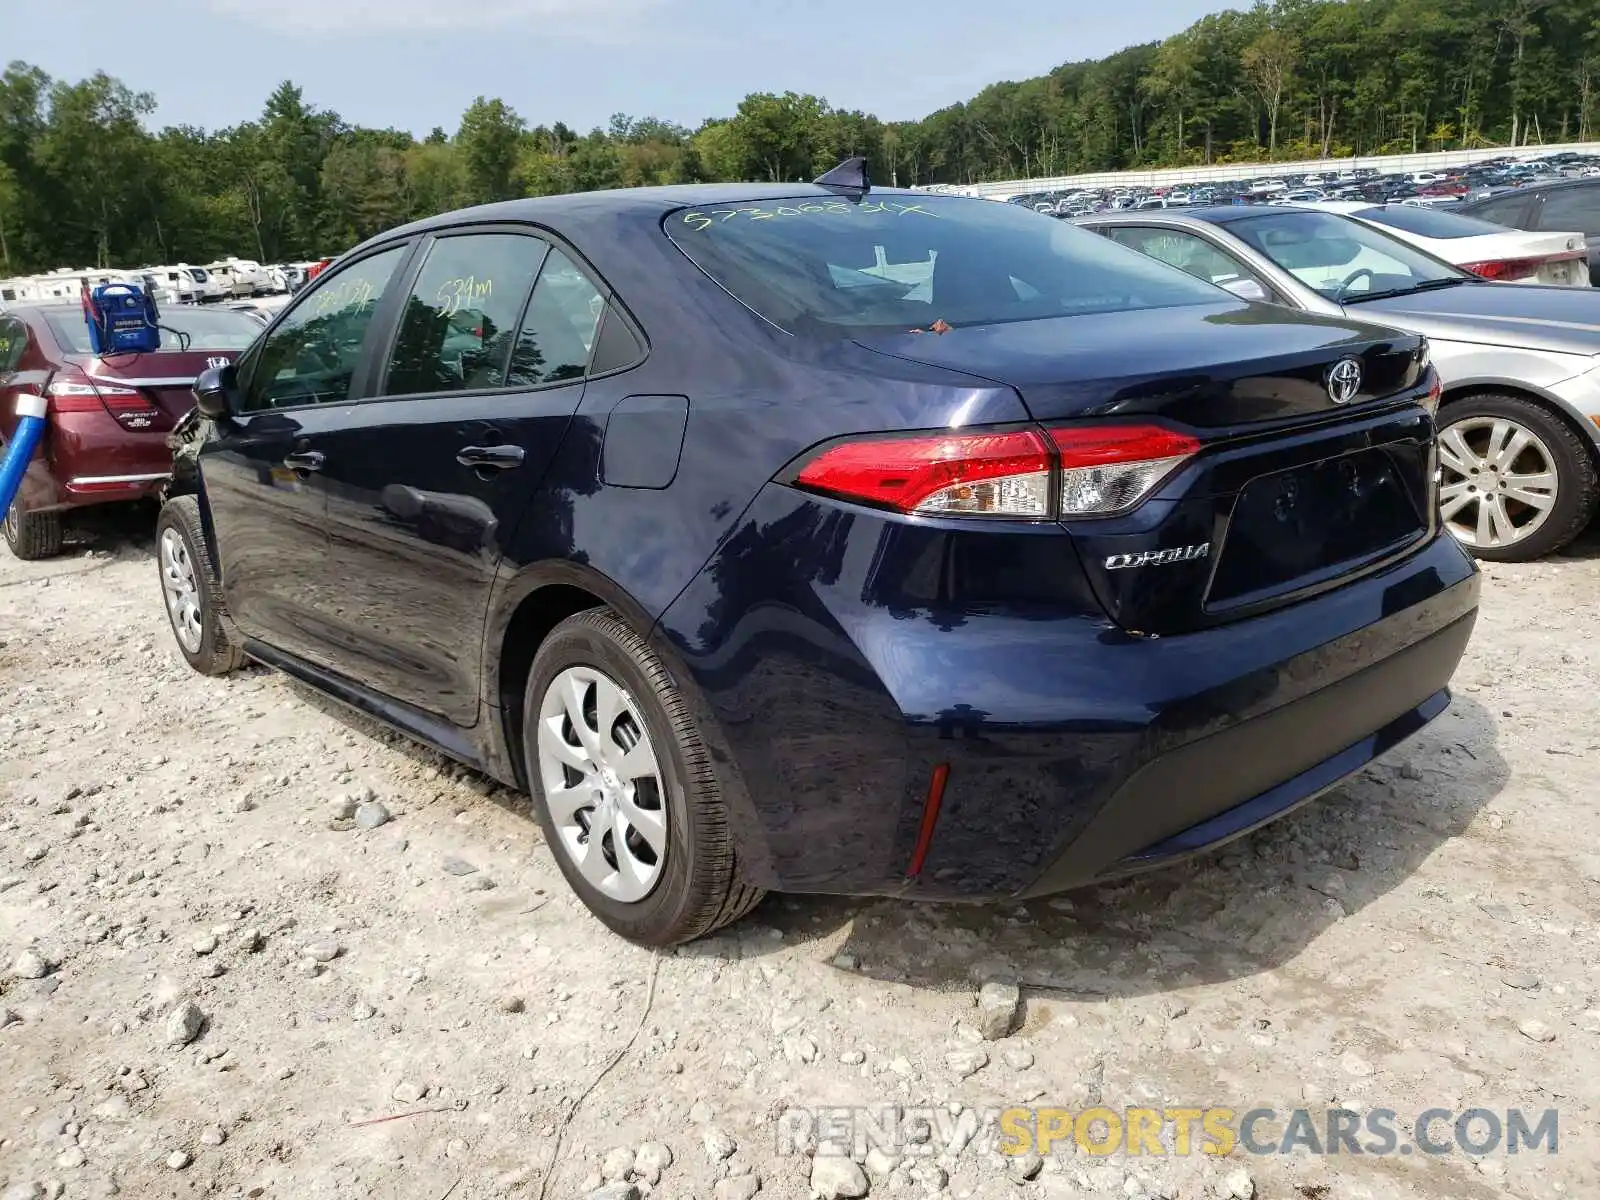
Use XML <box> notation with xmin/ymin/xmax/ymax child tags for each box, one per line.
<box><xmin>156</xmin><ymin>169</ymin><xmax>1479</xmax><ymax>945</ymax></box>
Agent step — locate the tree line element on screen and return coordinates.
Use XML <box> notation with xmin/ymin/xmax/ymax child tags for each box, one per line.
<box><xmin>0</xmin><ymin>0</ymin><xmax>1595</xmax><ymax>273</ymax></box>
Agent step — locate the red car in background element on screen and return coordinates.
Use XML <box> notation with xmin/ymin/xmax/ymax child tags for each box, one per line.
<box><xmin>0</xmin><ymin>303</ymin><xmax>261</xmax><ymax>558</ymax></box>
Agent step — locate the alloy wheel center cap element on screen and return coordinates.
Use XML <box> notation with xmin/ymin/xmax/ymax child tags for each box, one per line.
<box><xmin>598</xmin><ymin>766</ymin><xmax>621</xmax><ymax>793</ymax></box>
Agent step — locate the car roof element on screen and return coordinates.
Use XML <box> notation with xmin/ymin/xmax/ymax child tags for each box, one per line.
<box><xmin>353</xmin><ymin>182</ymin><xmax>935</xmax><ymax>250</ymax></box>
<box><xmin>1089</xmin><ymin>205</ymin><xmax>1280</xmax><ymax>225</ymax></box>
<box><xmin>1497</xmin><ymin>177</ymin><xmax>1599</xmax><ymax>195</ymax></box>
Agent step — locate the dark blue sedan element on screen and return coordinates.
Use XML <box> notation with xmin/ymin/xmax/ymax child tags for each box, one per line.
<box><xmin>158</xmin><ymin>173</ymin><xmax>1479</xmax><ymax>945</ymax></box>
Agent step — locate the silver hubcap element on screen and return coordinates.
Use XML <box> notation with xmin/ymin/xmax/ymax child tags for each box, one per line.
<box><xmin>536</xmin><ymin>666</ymin><xmax>667</xmax><ymax>903</ymax></box>
<box><xmin>1437</xmin><ymin>417</ymin><xmax>1558</xmax><ymax>549</ymax></box>
<box><xmin>159</xmin><ymin>527</ymin><xmax>204</xmax><ymax>653</ymax></box>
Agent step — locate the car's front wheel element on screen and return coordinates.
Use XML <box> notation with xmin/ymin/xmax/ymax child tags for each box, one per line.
<box><xmin>155</xmin><ymin>496</ymin><xmax>245</xmax><ymax>675</ymax></box>
<box><xmin>523</xmin><ymin>608</ymin><xmax>765</xmax><ymax>946</ymax></box>
<box><xmin>1436</xmin><ymin>394</ymin><xmax>1598</xmax><ymax>561</ymax></box>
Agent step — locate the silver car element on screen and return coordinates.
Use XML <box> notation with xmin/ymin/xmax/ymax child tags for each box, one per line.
<box><xmin>1079</xmin><ymin>206</ymin><xmax>1600</xmax><ymax>561</ymax></box>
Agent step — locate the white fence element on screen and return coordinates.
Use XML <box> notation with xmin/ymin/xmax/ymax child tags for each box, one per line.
<box><xmin>918</xmin><ymin>141</ymin><xmax>1600</xmax><ymax>200</ymax></box>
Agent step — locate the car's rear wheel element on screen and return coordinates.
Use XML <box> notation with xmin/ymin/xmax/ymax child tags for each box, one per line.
<box><xmin>1436</xmin><ymin>394</ymin><xmax>1598</xmax><ymax>562</ymax></box>
<box><xmin>3</xmin><ymin>500</ymin><xmax>63</xmax><ymax>560</ymax></box>
<box><xmin>523</xmin><ymin>608</ymin><xmax>765</xmax><ymax>946</ymax></box>
<box><xmin>155</xmin><ymin>496</ymin><xmax>245</xmax><ymax>676</ymax></box>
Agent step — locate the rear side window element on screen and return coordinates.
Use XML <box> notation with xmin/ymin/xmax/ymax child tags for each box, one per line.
<box><xmin>1537</xmin><ymin>187</ymin><xmax>1600</xmax><ymax>235</ymax></box>
<box><xmin>382</xmin><ymin>233</ymin><xmax>549</xmax><ymax>396</ymax></box>
<box><xmin>666</xmin><ymin>194</ymin><xmax>1222</xmax><ymax>335</ymax></box>
<box><xmin>589</xmin><ymin>305</ymin><xmax>645</xmax><ymax>375</ymax></box>
<box><xmin>1358</xmin><ymin>205</ymin><xmax>1513</xmax><ymax>239</ymax></box>
<box><xmin>504</xmin><ymin>249</ymin><xmax>604</xmax><ymax>386</ymax></box>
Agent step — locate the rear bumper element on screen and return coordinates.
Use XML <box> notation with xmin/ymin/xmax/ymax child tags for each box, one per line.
<box><xmin>1018</xmin><ymin>609</ymin><xmax>1471</xmax><ymax>896</ymax></box>
<box><xmin>659</xmin><ymin>486</ymin><xmax>1480</xmax><ymax>899</ymax></box>
<box><xmin>7</xmin><ymin>411</ymin><xmax>172</xmax><ymax>513</ymax></box>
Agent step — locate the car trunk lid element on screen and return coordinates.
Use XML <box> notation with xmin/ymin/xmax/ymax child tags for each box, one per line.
<box><xmin>71</xmin><ymin>350</ymin><xmax>241</xmax><ymax>433</ymax></box>
<box><xmin>852</xmin><ymin>306</ymin><xmax>1436</xmax><ymax>635</ymax></box>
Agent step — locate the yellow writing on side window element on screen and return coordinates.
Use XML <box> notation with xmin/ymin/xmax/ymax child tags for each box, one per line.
<box><xmin>313</xmin><ymin>277</ymin><xmax>376</xmax><ymax>315</ymax></box>
<box><xmin>679</xmin><ymin>200</ymin><xmax>941</xmax><ymax>231</ymax></box>
<box><xmin>435</xmin><ymin>276</ymin><xmax>493</xmax><ymax>317</ymax></box>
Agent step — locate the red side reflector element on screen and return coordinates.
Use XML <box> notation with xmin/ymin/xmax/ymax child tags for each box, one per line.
<box><xmin>906</xmin><ymin>763</ymin><xmax>951</xmax><ymax>879</ymax></box>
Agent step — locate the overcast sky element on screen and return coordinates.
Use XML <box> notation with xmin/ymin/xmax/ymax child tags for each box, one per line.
<box><xmin>14</xmin><ymin>0</ymin><xmax>1234</xmax><ymax>135</ymax></box>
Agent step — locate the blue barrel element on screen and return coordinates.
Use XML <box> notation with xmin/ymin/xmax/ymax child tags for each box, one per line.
<box><xmin>0</xmin><ymin>392</ymin><xmax>47</xmax><ymax>516</ymax></box>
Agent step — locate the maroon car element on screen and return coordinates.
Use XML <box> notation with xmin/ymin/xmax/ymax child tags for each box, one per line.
<box><xmin>0</xmin><ymin>303</ymin><xmax>261</xmax><ymax>558</ymax></box>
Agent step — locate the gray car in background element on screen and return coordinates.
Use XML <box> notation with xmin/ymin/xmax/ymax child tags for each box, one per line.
<box><xmin>1078</xmin><ymin>206</ymin><xmax>1600</xmax><ymax>561</ymax></box>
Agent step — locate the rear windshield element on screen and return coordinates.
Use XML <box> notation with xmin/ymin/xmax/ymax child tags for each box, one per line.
<box><xmin>46</xmin><ymin>305</ymin><xmax>262</xmax><ymax>353</ymax></box>
<box><xmin>665</xmin><ymin>194</ymin><xmax>1224</xmax><ymax>334</ymax></box>
<box><xmin>1356</xmin><ymin>204</ymin><xmax>1511</xmax><ymax>239</ymax></box>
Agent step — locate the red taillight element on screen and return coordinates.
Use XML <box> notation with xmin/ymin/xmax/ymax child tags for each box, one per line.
<box><xmin>796</xmin><ymin>429</ymin><xmax>1053</xmax><ymax>517</ymax></box>
<box><xmin>794</xmin><ymin>423</ymin><xmax>1200</xmax><ymax>519</ymax></box>
<box><xmin>45</xmin><ymin>365</ymin><xmax>151</xmax><ymax>416</ymax></box>
<box><xmin>1458</xmin><ymin>252</ymin><xmax>1584</xmax><ymax>282</ymax></box>
<box><xmin>1049</xmin><ymin>424</ymin><xmax>1201</xmax><ymax>516</ymax></box>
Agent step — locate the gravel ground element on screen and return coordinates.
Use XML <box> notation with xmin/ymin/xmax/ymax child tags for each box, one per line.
<box><xmin>2</xmin><ymin>512</ymin><xmax>1598</xmax><ymax>1200</ymax></box>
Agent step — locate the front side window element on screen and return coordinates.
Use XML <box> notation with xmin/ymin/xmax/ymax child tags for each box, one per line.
<box><xmin>1224</xmin><ymin>211</ymin><xmax>1464</xmax><ymax>302</ymax></box>
<box><xmin>382</xmin><ymin>232</ymin><xmax>549</xmax><ymax>396</ymax></box>
<box><xmin>504</xmin><ymin>249</ymin><xmax>604</xmax><ymax>386</ymax></box>
<box><xmin>666</xmin><ymin>194</ymin><xmax>1222</xmax><ymax>335</ymax></box>
<box><xmin>239</xmin><ymin>245</ymin><xmax>406</xmax><ymax>412</ymax></box>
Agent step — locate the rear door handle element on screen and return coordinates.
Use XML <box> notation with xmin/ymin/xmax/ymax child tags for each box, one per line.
<box><xmin>456</xmin><ymin>444</ymin><xmax>525</xmax><ymax>470</ymax></box>
<box><xmin>283</xmin><ymin>450</ymin><xmax>325</xmax><ymax>472</ymax></box>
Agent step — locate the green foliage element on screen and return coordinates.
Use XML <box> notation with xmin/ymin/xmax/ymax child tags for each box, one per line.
<box><xmin>1</xmin><ymin>0</ymin><xmax>1596</xmax><ymax>272</ymax></box>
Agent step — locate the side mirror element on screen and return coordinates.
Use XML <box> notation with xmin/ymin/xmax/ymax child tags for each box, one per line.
<box><xmin>1219</xmin><ymin>276</ymin><xmax>1270</xmax><ymax>302</ymax></box>
<box><xmin>193</xmin><ymin>363</ymin><xmax>237</xmax><ymax>420</ymax></box>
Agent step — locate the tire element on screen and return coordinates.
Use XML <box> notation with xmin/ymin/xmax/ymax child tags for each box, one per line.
<box><xmin>3</xmin><ymin>501</ymin><xmax>63</xmax><ymax>560</ymax></box>
<box><xmin>523</xmin><ymin>608</ymin><xmax>765</xmax><ymax>946</ymax></box>
<box><xmin>155</xmin><ymin>495</ymin><xmax>245</xmax><ymax>676</ymax></box>
<box><xmin>1436</xmin><ymin>393</ymin><xmax>1599</xmax><ymax>562</ymax></box>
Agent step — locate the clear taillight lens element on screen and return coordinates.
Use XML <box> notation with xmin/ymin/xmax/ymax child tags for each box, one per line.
<box><xmin>1049</xmin><ymin>425</ymin><xmax>1202</xmax><ymax>516</ymax></box>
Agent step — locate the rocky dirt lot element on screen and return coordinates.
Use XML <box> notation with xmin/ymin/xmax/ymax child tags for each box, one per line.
<box><xmin>2</xmin><ymin>513</ymin><xmax>1598</xmax><ymax>1200</ymax></box>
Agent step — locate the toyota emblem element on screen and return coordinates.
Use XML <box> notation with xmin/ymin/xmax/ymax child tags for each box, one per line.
<box><xmin>1326</xmin><ymin>357</ymin><xmax>1363</xmax><ymax>405</ymax></box>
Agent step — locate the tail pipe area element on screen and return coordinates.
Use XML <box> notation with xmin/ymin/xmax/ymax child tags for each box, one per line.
<box><xmin>0</xmin><ymin>393</ymin><xmax>47</xmax><ymax>517</ymax></box>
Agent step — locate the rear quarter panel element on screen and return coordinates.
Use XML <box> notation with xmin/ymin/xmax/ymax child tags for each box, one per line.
<box><xmin>482</xmin><ymin>213</ymin><xmax>1027</xmax><ymax>702</ymax></box>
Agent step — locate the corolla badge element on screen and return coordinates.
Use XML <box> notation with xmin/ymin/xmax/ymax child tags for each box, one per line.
<box><xmin>1104</xmin><ymin>542</ymin><xmax>1210</xmax><ymax>570</ymax></box>
<box><xmin>1326</xmin><ymin>357</ymin><xmax>1363</xmax><ymax>405</ymax></box>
